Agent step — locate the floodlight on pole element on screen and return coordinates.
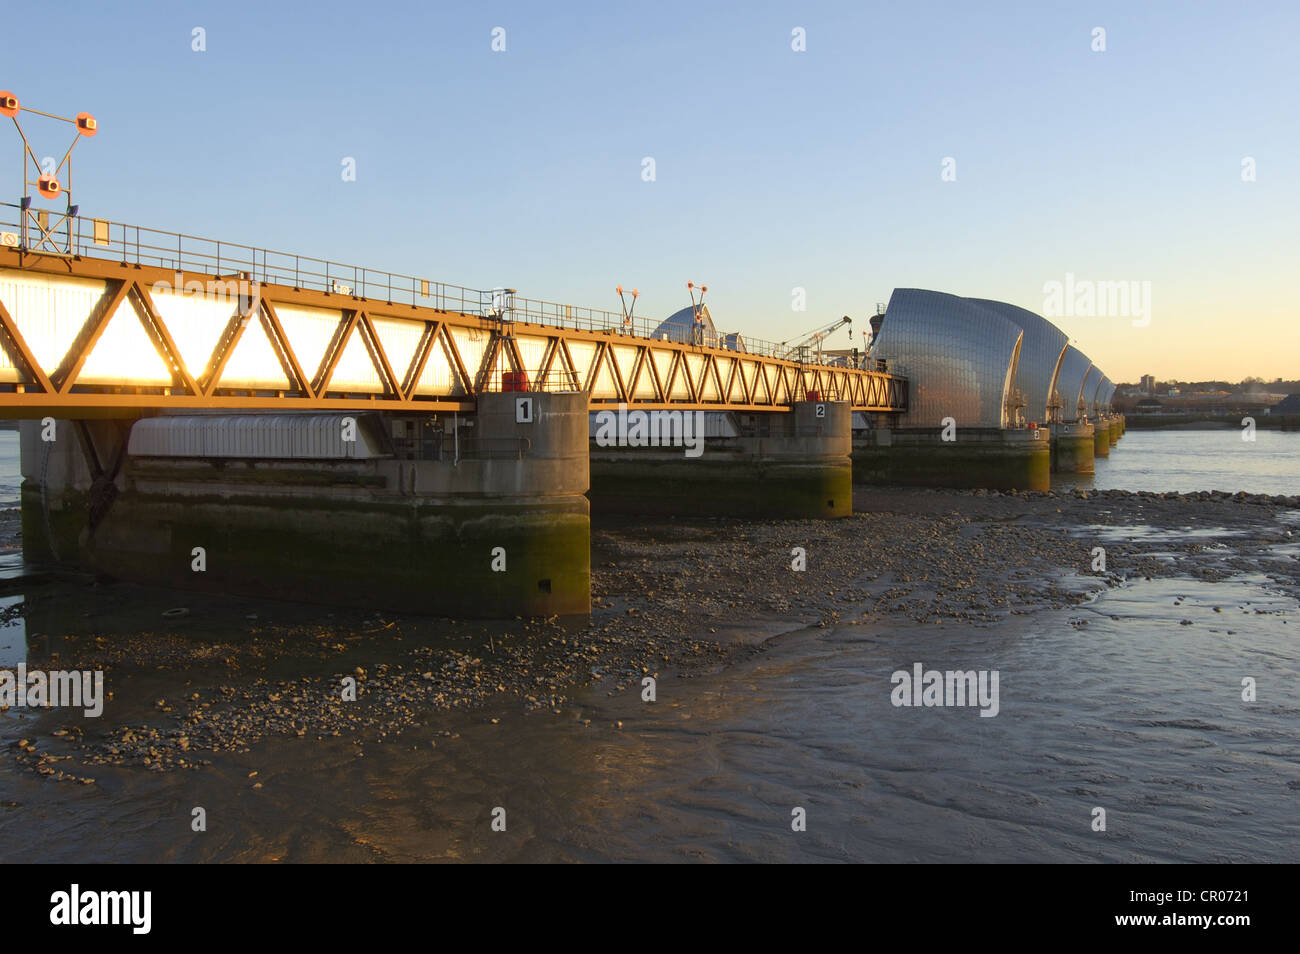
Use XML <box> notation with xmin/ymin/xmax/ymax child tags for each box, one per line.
<box><xmin>3</xmin><ymin>92</ymin><xmax>100</xmax><ymax>255</ymax></box>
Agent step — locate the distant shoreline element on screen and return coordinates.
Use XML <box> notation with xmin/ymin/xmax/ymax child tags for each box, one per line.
<box><xmin>1123</xmin><ymin>415</ymin><xmax>1299</xmax><ymax>430</ymax></box>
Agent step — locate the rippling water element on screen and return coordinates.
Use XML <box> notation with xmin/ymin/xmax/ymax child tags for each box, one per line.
<box><xmin>375</xmin><ymin>573</ymin><xmax>1296</xmax><ymax>863</ymax></box>
<box><xmin>1054</xmin><ymin>427</ymin><xmax>1300</xmax><ymax>496</ymax></box>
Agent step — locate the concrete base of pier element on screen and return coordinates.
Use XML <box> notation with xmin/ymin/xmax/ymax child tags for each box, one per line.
<box><xmin>1051</xmin><ymin>421</ymin><xmax>1095</xmax><ymax>474</ymax></box>
<box><xmin>852</xmin><ymin>427</ymin><xmax>1051</xmax><ymax>492</ymax></box>
<box><xmin>23</xmin><ymin>485</ymin><xmax>591</xmax><ymax>619</ymax></box>
<box><xmin>587</xmin><ymin>401</ymin><xmax>853</xmax><ymax>519</ymax></box>
<box><xmin>1093</xmin><ymin>419</ymin><xmax>1112</xmax><ymax>457</ymax></box>
<box><xmin>20</xmin><ymin>394</ymin><xmax>593</xmax><ymax>619</ymax></box>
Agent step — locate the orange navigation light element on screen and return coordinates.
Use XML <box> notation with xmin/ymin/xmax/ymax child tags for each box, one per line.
<box><xmin>76</xmin><ymin>112</ymin><xmax>97</xmax><ymax>135</ymax></box>
<box><xmin>37</xmin><ymin>174</ymin><xmax>61</xmax><ymax>199</ymax></box>
<box><xmin>616</xmin><ymin>285</ymin><xmax>623</xmax><ymax>295</ymax></box>
<box><xmin>632</xmin><ymin>289</ymin><xmax>638</xmax><ymax>297</ymax></box>
<box><xmin>0</xmin><ymin>92</ymin><xmax>18</xmax><ymax>117</ymax></box>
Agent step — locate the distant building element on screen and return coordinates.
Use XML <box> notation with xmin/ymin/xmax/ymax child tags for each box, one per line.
<box><xmin>1140</xmin><ymin>374</ymin><xmax>1155</xmax><ymax>394</ymax></box>
<box><xmin>1271</xmin><ymin>393</ymin><xmax>1300</xmax><ymax>414</ymax></box>
<box><xmin>652</xmin><ymin>304</ymin><xmax>717</xmax><ymax>346</ymax></box>
<box><xmin>1134</xmin><ymin>398</ymin><xmax>1164</xmax><ymax>414</ymax></box>
<box><xmin>651</xmin><ymin>305</ymin><xmax>749</xmax><ymax>352</ymax></box>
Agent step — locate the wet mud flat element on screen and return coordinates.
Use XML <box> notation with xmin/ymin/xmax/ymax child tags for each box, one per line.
<box><xmin>0</xmin><ymin>488</ymin><xmax>1297</xmax><ymax>858</ymax></box>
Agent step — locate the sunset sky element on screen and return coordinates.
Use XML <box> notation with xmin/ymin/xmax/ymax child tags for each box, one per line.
<box><xmin>3</xmin><ymin>0</ymin><xmax>1295</xmax><ymax>382</ymax></box>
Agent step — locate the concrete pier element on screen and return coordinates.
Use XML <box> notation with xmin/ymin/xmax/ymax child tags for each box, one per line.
<box><xmin>1050</xmin><ymin>421</ymin><xmax>1095</xmax><ymax>474</ymax></box>
<box><xmin>21</xmin><ymin>393</ymin><xmax>592</xmax><ymax>619</ymax></box>
<box><xmin>588</xmin><ymin>401</ymin><xmax>853</xmax><ymax>519</ymax></box>
<box><xmin>852</xmin><ymin>427</ymin><xmax>1051</xmax><ymax>492</ymax></box>
<box><xmin>1093</xmin><ymin>418</ymin><xmax>1112</xmax><ymax>458</ymax></box>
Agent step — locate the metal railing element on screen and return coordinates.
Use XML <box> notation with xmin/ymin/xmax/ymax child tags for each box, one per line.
<box><xmin>0</xmin><ymin>202</ymin><xmax>808</xmax><ymax>361</ymax></box>
<box><xmin>526</xmin><ymin>368</ymin><xmax>585</xmax><ymax>393</ymax></box>
<box><xmin>1</xmin><ymin>201</ymin><xmax>491</xmax><ymax>315</ymax></box>
<box><xmin>476</xmin><ymin>367</ymin><xmax>584</xmax><ymax>394</ymax></box>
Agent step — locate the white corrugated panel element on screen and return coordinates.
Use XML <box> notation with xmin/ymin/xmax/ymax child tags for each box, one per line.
<box><xmin>129</xmin><ymin>414</ymin><xmax>387</xmax><ymax>459</ymax></box>
<box><xmin>702</xmin><ymin>412</ymin><xmax>738</xmax><ymax>438</ymax></box>
<box><xmin>0</xmin><ymin>270</ymin><xmax>108</xmax><ymax>382</ymax></box>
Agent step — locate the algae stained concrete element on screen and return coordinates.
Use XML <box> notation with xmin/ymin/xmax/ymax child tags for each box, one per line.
<box><xmin>20</xmin><ymin>393</ymin><xmax>593</xmax><ymax>620</ymax></box>
<box><xmin>1051</xmin><ymin>422</ymin><xmax>1095</xmax><ymax>474</ymax></box>
<box><xmin>853</xmin><ymin>427</ymin><xmax>1051</xmax><ymax>492</ymax></box>
<box><xmin>588</xmin><ymin>401</ymin><xmax>853</xmax><ymax>519</ymax></box>
<box><xmin>1093</xmin><ymin>419</ymin><xmax>1112</xmax><ymax>458</ymax></box>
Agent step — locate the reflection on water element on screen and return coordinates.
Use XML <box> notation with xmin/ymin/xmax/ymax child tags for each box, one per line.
<box><xmin>1054</xmin><ymin>428</ymin><xmax>1300</xmax><ymax>495</ymax></box>
<box><xmin>0</xmin><ymin>430</ymin><xmax>19</xmax><ymax>507</ymax></box>
<box><xmin>0</xmin><ymin>596</ymin><xmax>23</xmax><ymax>668</ymax></box>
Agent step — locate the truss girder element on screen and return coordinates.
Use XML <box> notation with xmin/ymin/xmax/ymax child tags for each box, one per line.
<box><xmin>0</xmin><ymin>253</ymin><xmax>906</xmax><ymax>415</ymax></box>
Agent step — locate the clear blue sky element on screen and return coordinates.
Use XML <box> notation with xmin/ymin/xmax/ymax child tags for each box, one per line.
<box><xmin>4</xmin><ymin>0</ymin><xmax>1296</xmax><ymax>381</ymax></box>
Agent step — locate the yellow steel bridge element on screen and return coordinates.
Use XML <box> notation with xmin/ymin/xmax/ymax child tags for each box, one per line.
<box><xmin>0</xmin><ymin>206</ymin><xmax>907</xmax><ymax>418</ymax></box>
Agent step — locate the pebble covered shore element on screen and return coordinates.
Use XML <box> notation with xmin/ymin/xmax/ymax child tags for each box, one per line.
<box><xmin>2</xmin><ymin>488</ymin><xmax>1297</xmax><ymax>782</ymax></box>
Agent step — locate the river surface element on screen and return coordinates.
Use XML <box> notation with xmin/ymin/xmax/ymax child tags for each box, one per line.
<box><xmin>0</xmin><ymin>431</ymin><xmax>19</xmax><ymax>507</ymax></box>
<box><xmin>1</xmin><ymin>565</ymin><xmax>1296</xmax><ymax>863</ymax></box>
<box><xmin>0</xmin><ymin>427</ymin><xmax>1297</xmax><ymax>862</ymax></box>
<box><xmin>1052</xmin><ymin>427</ymin><xmax>1300</xmax><ymax>496</ymax></box>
